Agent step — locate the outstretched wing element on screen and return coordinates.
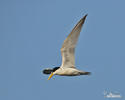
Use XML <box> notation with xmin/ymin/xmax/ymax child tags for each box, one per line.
<box><xmin>61</xmin><ymin>14</ymin><xmax>87</xmax><ymax>68</ymax></box>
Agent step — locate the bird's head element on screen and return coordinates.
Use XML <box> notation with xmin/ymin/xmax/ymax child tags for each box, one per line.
<box><xmin>48</xmin><ymin>67</ymin><xmax>60</xmax><ymax>80</ymax></box>
<box><xmin>43</xmin><ymin>67</ymin><xmax>60</xmax><ymax>80</ymax></box>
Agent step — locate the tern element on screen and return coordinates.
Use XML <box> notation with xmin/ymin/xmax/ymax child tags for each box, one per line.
<box><xmin>43</xmin><ymin>14</ymin><xmax>91</xmax><ymax>80</ymax></box>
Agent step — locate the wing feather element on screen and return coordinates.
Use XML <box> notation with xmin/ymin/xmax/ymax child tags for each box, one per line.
<box><xmin>61</xmin><ymin>14</ymin><xmax>87</xmax><ymax>68</ymax></box>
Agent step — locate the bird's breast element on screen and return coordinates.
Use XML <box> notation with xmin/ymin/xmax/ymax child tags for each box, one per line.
<box><xmin>55</xmin><ymin>68</ymin><xmax>80</xmax><ymax>76</ymax></box>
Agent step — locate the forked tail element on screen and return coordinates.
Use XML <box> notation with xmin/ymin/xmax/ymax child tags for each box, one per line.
<box><xmin>79</xmin><ymin>71</ymin><xmax>91</xmax><ymax>75</ymax></box>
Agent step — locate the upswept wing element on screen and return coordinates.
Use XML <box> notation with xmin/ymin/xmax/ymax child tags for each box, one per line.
<box><xmin>61</xmin><ymin>14</ymin><xmax>87</xmax><ymax>68</ymax></box>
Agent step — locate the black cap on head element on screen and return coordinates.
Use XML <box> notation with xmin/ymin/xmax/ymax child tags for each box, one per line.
<box><xmin>52</xmin><ymin>67</ymin><xmax>60</xmax><ymax>72</ymax></box>
<box><xmin>43</xmin><ymin>67</ymin><xmax>60</xmax><ymax>74</ymax></box>
<box><xmin>43</xmin><ymin>68</ymin><xmax>53</xmax><ymax>74</ymax></box>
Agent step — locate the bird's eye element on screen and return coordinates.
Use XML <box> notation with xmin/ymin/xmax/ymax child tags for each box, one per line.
<box><xmin>43</xmin><ymin>68</ymin><xmax>53</xmax><ymax>74</ymax></box>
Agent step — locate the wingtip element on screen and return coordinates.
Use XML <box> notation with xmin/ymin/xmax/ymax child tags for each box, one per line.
<box><xmin>79</xmin><ymin>14</ymin><xmax>88</xmax><ymax>24</ymax></box>
<box><xmin>85</xmin><ymin>14</ymin><xmax>88</xmax><ymax>17</ymax></box>
<box><xmin>83</xmin><ymin>14</ymin><xmax>88</xmax><ymax>19</ymax></box>
<box><xmin>79</xmin><ymin>14</ymin><xmax>88</xmax><ymax>22</ymax></box>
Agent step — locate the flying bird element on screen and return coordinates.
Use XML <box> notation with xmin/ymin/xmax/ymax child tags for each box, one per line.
<box><xmin>43</xmin><ymin>14</ymin><xmax>91</xmax><ymax>80</ymax></box>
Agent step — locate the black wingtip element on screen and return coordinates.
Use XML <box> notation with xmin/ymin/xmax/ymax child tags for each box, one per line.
<box><xmin>85</xmin><ymin>14</ymin><xmax>88</xmax><ymax>17</ymax></box>
<box><xmin>79</xmin><ymin>14</ymin><xmax>88</xmax><ymax>23</ymax></box>
<box><xmin>83</xmin><ymin>14</ymin><xmax>88</xmax><ymax>19</ymax></box>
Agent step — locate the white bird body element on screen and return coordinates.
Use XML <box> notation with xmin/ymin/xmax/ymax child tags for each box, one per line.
<box><xmin>54</xmin><ymin>67</ymin><xmax>80</xmax><ymax>76</ymax></box>
<box><xmin>43</xmin><ymin>14</ymin><xmax>91</xmax><ymax>80</ymax></box>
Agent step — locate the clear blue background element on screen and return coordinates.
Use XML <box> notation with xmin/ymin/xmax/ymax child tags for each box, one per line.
<box><xmin>0</xmin><ymin>0</ymin><xmax>125</xmax><ymax>100</ymax></box>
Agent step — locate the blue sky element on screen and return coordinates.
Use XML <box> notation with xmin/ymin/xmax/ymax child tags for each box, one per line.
<box><xmin>0</xmin><ymin>0</ymin><xmax>125</xmax><ymax>100</ymax></box>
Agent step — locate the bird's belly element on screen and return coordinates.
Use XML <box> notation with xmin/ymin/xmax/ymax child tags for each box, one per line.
<box><xmin>57</xmin><ymin>68</ymin><xmax>80</xmax><ymax>76</ymax></box>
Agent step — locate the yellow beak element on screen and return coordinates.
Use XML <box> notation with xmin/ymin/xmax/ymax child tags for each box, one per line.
<box><xmin>48</xmin><ymin>72</ymin><xmax>54</xmax><ymax>80</ymax></box>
